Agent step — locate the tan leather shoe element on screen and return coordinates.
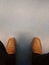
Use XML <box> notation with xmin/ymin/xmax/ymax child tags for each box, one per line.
<box><xmin>32</xmin><ymin>37</ymin><xmax>42</xmax><ymax>54</ymax></box>
<box><xmin>6</xmin><ymin>37</ymin><xmax>16</xmax><ymax>54</ymax></box>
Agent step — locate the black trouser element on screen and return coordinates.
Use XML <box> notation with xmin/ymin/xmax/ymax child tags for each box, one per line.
<box><xmin>32</xmin><ymin>52</ymin><xmax>49</xmax><ymax>65</ymax></box>
<box><xmin>0</xmin><ymin>41</ymin><xmax>7</xmax><ymax>65</ymax></box>
<box><xmin>0</xmin><ymin>41</ymin><xmax>16</xmax><ymax>65</ymax></box>
<box><xmin>6</xmin><ymin>54</ymin><xmax>16</xmax><ymax>65</ymax></box>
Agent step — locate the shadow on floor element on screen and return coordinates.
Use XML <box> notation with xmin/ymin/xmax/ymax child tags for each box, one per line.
<box><xmin>15</xmin><ymin>33</ymin><xmax>32</xmax><ymax>65</ymax></box>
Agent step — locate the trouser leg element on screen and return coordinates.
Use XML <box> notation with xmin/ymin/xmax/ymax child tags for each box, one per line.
<box><xmin>7</xmin><ymin>54</ymin><xmax>16</xmax><ymax>65</ymax></box>
<box><xmin>0</xmin><ymin>41</ymin><xmax>7</xmax><ymax>65</ymax></box>
<box><xmin>32</xmin><ymin>53</ymin><xmax>49</xmax><ymax>65</ymax></box>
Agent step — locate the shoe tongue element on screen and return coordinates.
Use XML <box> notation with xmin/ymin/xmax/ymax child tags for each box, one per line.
<box><xmin>32</xmin><ymin>38</ymin><xmax>42</xmax><ymax>54</ymax></box>
<box><xmin>6</xmin><ymin>38</ymin><xmax>16</xmax><ymax>54</ymax></box>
